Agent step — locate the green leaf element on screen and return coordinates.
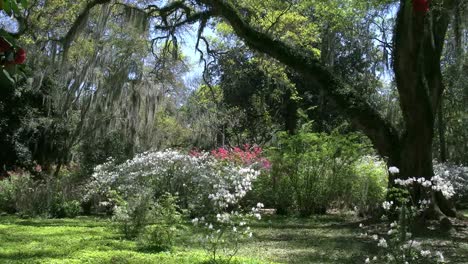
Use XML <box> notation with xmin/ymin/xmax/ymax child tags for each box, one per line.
<box><xmin>2</xmin><ymin>69</ymin><xmax>15</xmax><ymax>85</ymax></box>
<box><xmin>3</xmin><ymin>0</ymin><xmax>11</xmax><ymax>14</ymax></box>
<box><xmin>0</xmin><ymin>31</ymin><xmax>14</xmax><ymax>44</ymax></box>
<box><xmin>20</xmin><ymin>0</ymin><xmax>27</xmax><ymax>9</ymax></box>
<box><xmin>10</xmin><ymin>0</ymin><xmax>19</xmax><ymax>14</ymax></box>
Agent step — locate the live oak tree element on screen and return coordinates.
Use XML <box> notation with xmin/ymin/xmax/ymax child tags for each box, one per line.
<box><xmin>211</xmin><ymin>1</ymin><xmax>386</xmax><ymax>136</ymax></box>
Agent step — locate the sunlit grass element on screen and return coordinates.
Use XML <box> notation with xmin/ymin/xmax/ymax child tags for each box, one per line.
<box><xmin>1</xmin><ymin>214</ymin><xmax>467</xmax><ymax>263</ymax></box>
<box><xmin>0</xmin><ymin>216</ymin><xmax>267</xmax><ymax>264</ymax></box>
<box><xmin>0</xmin><ymin>215</ymin><xmax>371</xmax><ymax>264</ymax></box>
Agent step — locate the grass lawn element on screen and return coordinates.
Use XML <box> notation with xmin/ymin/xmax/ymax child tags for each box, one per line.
<box><xmin>0</xmin><ymin>216</ymin><xmax>264</xmax><ymax>264</ymax></box>
<box><xmin>239</xmin><ymin>215</ymin><xmax>375</xmax><ymax>263</ymax></box>
<box><xmin>1</xmin><ymin>214</ymin><xmax>467</xmax><ymax>263</ymax></box>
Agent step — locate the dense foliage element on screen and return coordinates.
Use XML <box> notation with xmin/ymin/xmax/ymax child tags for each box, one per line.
<box><xmin>263</xmin><ymin>131</ymin><xmax>387</xmax><ymax>216</ymax></box>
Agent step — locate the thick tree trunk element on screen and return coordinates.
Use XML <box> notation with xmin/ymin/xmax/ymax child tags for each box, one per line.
<box><xmin>389</xmin><ymin>136</ymin><xmax>456</xmax><ymax>219</ymax></box>
<box><xmin>390</xmin><ymin>0</ymin><xmax>456</xmax><ymax>220</ymax></box>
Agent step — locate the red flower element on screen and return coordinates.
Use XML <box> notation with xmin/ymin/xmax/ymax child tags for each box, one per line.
<box><xmin>261</xmin><ymin>159</ymin><xmax>271</xmax><ymax>170</ymax></box>
<box><xmin>211</xmin><ymin>147</ymin><xmax>230</xmax><ymax>159</ymax></box>
<box><xmin>189</xmin><ymin>149</ymin><xmax>202</xmax><ymax>157</ymax></box>
<box><xmin>413</xmin><ymin>0</ymin><xmax>429</xmax><ymax>13</ymax></box>
<box><xmin>14</xmin><ymin>48</ymin><xmax>26</xmax><ymax>64</ymax></box>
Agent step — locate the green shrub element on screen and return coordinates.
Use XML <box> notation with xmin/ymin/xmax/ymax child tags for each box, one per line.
<box><xmin>266</xmin><ymin>130</ymin><xmax>386</xmax><ymax>216</ymax></box>
<box><xmin>351</xmin><ymin>155</ymin><xmax>388</xmax><ymax>215</ymax></box>
<box><xmin>6</xmin><ymin>172</ymin><xmax>48</xmax><ymax>217</ymax></box>
<box><xmin>0</xmin><ymin>176</ymin><xmax>16</xmax><ymax>214</ymax></box>
<box><xmin>0</xmin><ymin>170</ymin><xmax>85</xmax><ymax>218</ymax></box>
<box><xmin>113</xmin><ymin>194</ymin><xmax>152</xmax><ymax>239</ymax></box>
<box><xmin>62</xmin><ymin>200</ymin><xmax>81</xmax><ymax>218</ymax></box>
<box><xmin>112</xmin><ymin>192</ymin><xmax>183</xmax><ymax>251</ymax></box>
<box><xmin>137</xmin><ymin>193</ymin><xmax>183</xmax><ymax>252</ymax></box>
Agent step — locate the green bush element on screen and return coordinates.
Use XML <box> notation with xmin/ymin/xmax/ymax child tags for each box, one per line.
<box><xmin>113</xmin><ymin>194</ymin><xmax>152</xmax><ymax>239</ymax></box>
<box><xmin>265</xmin><ymin>130</ymin><xmax>387</xmax><ymax>216</ymax></box>
<box><xmin>0</xmin><ymin>176</ymin><xmax>16</xmax><ymax>214</ymax></box>
<box><xmin>351</xmin><ymin>155</ymin><xmax>388</xmax><ymax>215</ymax></box>
<box><xmin>112</xmin><ymin>192</ymin><xmax>183</xmax><ymax>252</ymax></box>
<box><xmin>3</xmin><ymin>172</ymin><xmax>48</xmax><ymax>217</ymax></box>
<box><xmin>62</xmin><ymin>200</ymin><xmax>82</xmax><ymax>218</ymax></box>
<box><xmin>137</xmin><ymin>193</ymin><xmax>183</xmax><ymax>252</ymax></box>
<box><xmin>0</xmin><ymin>170</ymin><xmax>84</xmax><ymax>218</ymax></box>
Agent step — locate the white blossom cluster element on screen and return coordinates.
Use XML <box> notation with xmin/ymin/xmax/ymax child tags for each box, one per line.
<box><xmin>86</xmin><ymin>149</ymin><xmax>264</xmax><ymax>261</ymax></box>
<box><xmin>359</xmin><ymin>165</ymin><xmax>456</xmax><ymax>263</ymax></box>
<box><xmin>86</xmin><ymin>149</ymin><xmax>260</xmax><ymax>212</ymax></box>
<box><xmin>382</xmin><ymin>201</ymin><xmax>393</xmax><ymax>210</ymax></box>
<box><xmin>434</xmin><ymin>162</ymin><xmax>468</xmax><ymax>202</ymax></box>
<box><xmin>390</xmin><ymin>162</ymin><xmax>466</xmax><ymax>201</ymax></box>
<box><xmin>361</xmin><ymin>223</ymin><xmax>445</xmax><ymax>264</ymax></box>
<box><xmin>393</xmin><ymin>176</ymin><xmax>455</xmax><ymax>199</ymax></box>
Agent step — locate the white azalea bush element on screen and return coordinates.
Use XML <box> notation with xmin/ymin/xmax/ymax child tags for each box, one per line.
<box><xmin>86</xmin><ymin>149</ymin><xmax>264</xmax><ymax>258</ymax></box>
<box><xmin>434</xmin><ymin>162</ymin><xmax>468</xmax><ymax>208</ymax></box>
<box><xmin>362</xmin><ymin>167</ymin><xmax>455</xmax><ymax>263</ymax></box>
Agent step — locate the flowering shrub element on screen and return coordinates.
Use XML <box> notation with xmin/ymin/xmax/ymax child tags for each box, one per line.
<box><xmin>434</xmin><ymin>162</ymin><xmax>468</xmax><ymax>208</ymax></box>
<box><xmin>193</xmin><ymin>144</ymin><xmax>271</xmax><ymax>169</ymax></box>
<box><xmin>87</xmin><ymin>149</ymin><xmax>264</xmax><ymax>259</ymax></box>
<box><xmin>89</xmin><ymin>150</ymin><xmax>261</xmax><ymax>209</ymax></box>
<box><xmin>362</xmin><ymin>167</ymin><xmax>454</xmax><ymax>263</ymax></box>
<box><xmin>192</xmin><ymin>203</ymin><xmax>264</xmax><ymax>263</ymax></box>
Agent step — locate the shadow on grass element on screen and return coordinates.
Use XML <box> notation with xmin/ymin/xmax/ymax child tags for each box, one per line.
<box><xmin>237</xmin><ymin>215</ymin><xmax>379</xmax><ymax>264</ymax></box>
<box><xmin>0</xmin><ymin>250</ymin><xmax>66</xmax><ymax>262</ymax></box>
<box><xmin>0</xmin><ymin>218</ymin><xmax>109</xmax><ymax>228</ymax></box>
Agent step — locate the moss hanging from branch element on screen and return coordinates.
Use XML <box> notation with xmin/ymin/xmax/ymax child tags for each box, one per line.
<box><xmin>123</xmin><ymin>4</ymin><xmax>149</xmax><ymax>33</ymax></box>
<box><xmin>61</xmin><ymin>0</ymin><xmax>112</xmax><ymax>62</ymax></box>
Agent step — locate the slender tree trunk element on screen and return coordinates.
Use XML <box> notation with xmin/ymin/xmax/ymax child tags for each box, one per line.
<box><xmin>437</xmin><ymin>100</ymin><xmax>447</xmax><ymax>162</ymax></box>
<box><xmin>284</xmin><ymin>89</ymin><xmax>297</xmax><ymax>135</ymax></box>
